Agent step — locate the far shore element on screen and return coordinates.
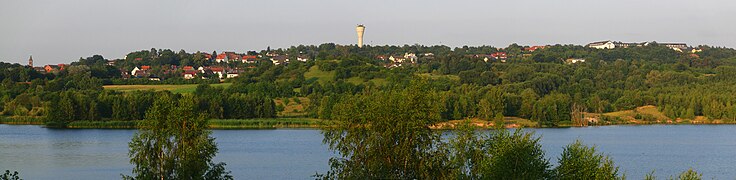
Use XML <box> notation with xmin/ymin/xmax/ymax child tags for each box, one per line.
<box><xmin>3</xmin><ymin>116</ymin><xmax>736</xmax><ymax>130</ymax></box>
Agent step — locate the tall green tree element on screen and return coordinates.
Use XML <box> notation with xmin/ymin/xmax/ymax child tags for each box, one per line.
<box><xmin>123</xmin><ymin>93</ymin><xmax>232</xmax><ymax>180</ymax></box>
<box><xmin>555</xmin><ymin>140</ymin><xmax>621</xmax><ymax>180</ymax></box>
<box><xmin>320</xmin><ymin>79</ymin><xmax>449</xmax><ymax>179</ymax></box>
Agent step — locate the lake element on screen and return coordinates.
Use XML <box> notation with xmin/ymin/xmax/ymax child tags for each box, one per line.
<box><xmin>1</xmin><ymin>124</ymin><xmax>735</xmax><ymax>179</ymax></box>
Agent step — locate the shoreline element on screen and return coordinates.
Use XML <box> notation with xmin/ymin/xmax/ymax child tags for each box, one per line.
<box><xmin>3</xmin><ymin>116</ymin><xmax>736</xmax><ymax>130</ymax></box>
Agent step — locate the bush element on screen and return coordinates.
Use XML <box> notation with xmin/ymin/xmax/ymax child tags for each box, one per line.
<box><xmin>676</xmin><ymin>168</ymin><xmax>702</xmax><ymax>180</ymax></box>
<box><xmin>555</xmin><ymin>140</ymin><xmax>622</xmax><ymax>180</ymax></box>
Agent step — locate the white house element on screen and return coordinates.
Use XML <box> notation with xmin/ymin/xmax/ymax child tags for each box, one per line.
<box><xmin>297</xmin><ymin>55</ymin><xmax>309</xmax><ymax>62</ymax></box>
<box><xmin>587</xmin><ymin>41</ymin><xmax>617</xmax><ymax>49</ymax></box>
<box><xmin>130</xmin><ymin>67</ymin><xmax>140</xmax><ymax>76</ymax></box>
<box><xmin>565</xmin><ymin>58</ymin><xmax>586</xmax><ymax>64</ymax></box>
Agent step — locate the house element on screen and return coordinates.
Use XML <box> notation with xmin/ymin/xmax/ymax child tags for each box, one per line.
<box><xmin>587</xmin><ymin>41</ymin><xmax>619</xmax><ymax>49</ymax></box>
<box><xmin>202</xmin><ymin>53</ymin><xmax>212</xmax><ymax>60</ymax></box>
<box><xmin>33</xmin><ymin>67</ymin><xmax>45</xmax><ymax>73</ymax></box>
<box><xmin>183</xmin><ymin>66</ymin><xmax>194</xmax><ymax>71</ymax></box>
<box><xmin>106</xmin><ymin>60</ymin><xmax>116</xmax><ymax>66</ymax></box>
<box><xmin>266</xmin><ymin>52</ymin><xmax>280</xmax><ymax>57</ymax></box>
<box><xmin>525</xmin><ymin>46</ymin><xmax>547</xmax><ymax>52</ymax></box>
<box><xmin>389</xmin><ymin>56</ymin><xmax>406</xmax><ymax>63</ymax></box>
<box><xmin>270</xmin><ymin>55</ymin><xmax>289</xmax><ymax>65</ymax></box>
<box><xmin>565</xmin><ymin>58</ymin><xmax>586</xmax><ymax>64</ymax></box>
<box><xmin>215</xmin><ymin>52</ymin><xmax>242</xmax><ymax>63</ymax></box>
<box><xmin>242</xmin><ymin>55</ymin><xmax>258</xmax><ymax>63</ymax></box>
<box><xmin>689</xmin><ymin>54</ymin><xmax>700</xmax><ymax>59</ymax></box>
<box><xmin>297</xmin><ymin>55</ymin><xmax>310</xmax><ymax>62</ymax></box>
<box><xmin>377</xmin><ymin>55</ymin><xmax>388</xmax><ymax>61</ymax></box>
<box><xmin>131</xmin><ymin>66</ymin><xmax>152</xmax><ymax>78</ymax></box>
<box><xmin>661</xmin><ymin>43</ymin><xmax>688</xmax><ymax>50</ymax></box>
<box><xmin>587</xmin><ymin>41</ymin><xmax>640</xmax><ymax>49</ymax></box>
<box><xmin>130</xmin><ymin>67</ymin><xmax>140</xmax><ymax>76</ymax></box>
<box><xmin>210</xmin><ymin>67</ymin><xmax>225</xmax><ymax>79</ymax></box>
<box><xmin>226</xmin><ymin>72</ymin><xmax>239</xmax><ymax>78</ymax></box>
<box><xmin>148</xmin><ymin>76</ymin><xmax>161</xmax><ymax>81</ymax></box>
<box><xmin>44</xmin><ymin>65</ymin><xmax>59</xmax><ymax>73</ymax></box>
<box><xmin>404</xmin><ymin>53</ymin><xmax>418</xmax><ymax>63</ymax></box>
<box><xmin>134</xmin><ymin>57</ymin><xmax>143</xmax><ymax>61</ymax></box>
<box><xmin>491</xmin><ymin>52</ymin><xmax>507</xmax><ymax>60</ymax></box>
<box><xmin>384</xmin><ymin>62</ymin><xmax>401</xmax><ymax>68</ymax></box>
<box><xmin>58</xmin><ymin>64</ymin><xmax>68</xmax><ymax>71</ymax></box>
<box><xmin>183</xmin><ymin>70</ymin><xmax>197</xmax><ymax>79</ymax></box>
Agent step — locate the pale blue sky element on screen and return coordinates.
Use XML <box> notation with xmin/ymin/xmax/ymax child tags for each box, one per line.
<box><xmin>1</xmin><ymin>0</ymin><xmax>735</xmax><ymax>65</ymax></box>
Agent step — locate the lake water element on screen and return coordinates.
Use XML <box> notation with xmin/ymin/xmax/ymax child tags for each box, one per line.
<box><xmin>1</xmin><ymin>124</ymin><xmax>735</xmax><ymax>179</ymax></box>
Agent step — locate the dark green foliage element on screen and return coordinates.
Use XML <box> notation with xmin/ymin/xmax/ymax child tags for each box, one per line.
<box><xmin>321</xmin><ymin>79</ymin><xmax>448</xmax><ymax>179</ymax></box>
<box><xmin>532</xmin><ymin>92</ymin><xmax>571</xmax><ymax>127</ymax></box>
<box><xmin>555</xmin><ymin>140</ymin><xmax>622</xmax><ymax>180</ymax></box>
<box><xmin>1</xmin><ymin>170</ymin><xmax>21</xmax><ymax>180</ymax></box>
<box><xmin>123</xmin><ymin>94</ymin><xmax>232</xmax><ymax>180</ymax></box>
<box><xmin>478</xmin><ymin>129</ymin><xmax>551</xmax><ymax>179</ymax></box>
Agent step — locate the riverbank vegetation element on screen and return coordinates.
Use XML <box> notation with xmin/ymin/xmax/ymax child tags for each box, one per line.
<box><xmin>316</xmin><ymin>80</ymin><xmax>706</xmax><ymax>179</ymax></box>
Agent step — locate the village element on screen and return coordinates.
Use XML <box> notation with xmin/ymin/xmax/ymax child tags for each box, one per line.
<box><xmin>28</xmin><ymin>40</ymin><xmax>703</xmax><ymax>81</ymax></box>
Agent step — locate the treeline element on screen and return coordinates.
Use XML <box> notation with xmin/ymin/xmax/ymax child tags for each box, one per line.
<box><xmin>42</xmin><ymin>84</ymin><xmax>276</xmax><ymax>126</ymax></box>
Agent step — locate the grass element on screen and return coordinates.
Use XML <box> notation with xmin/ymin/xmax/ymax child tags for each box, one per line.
<box><xmin>103</xmin><ymin>83</ymin><xmax>232</xmax><ymax>93</ymax></box>
<box><xmin>66</xmin><ymin>120</ymin><xmax>139</xmax><ymax>129</ymax></box>
<box><xmin>304</xmin><ymin>66</ymin><xmax>335</xmax><ymax>84</ymax></box>
<box><xmin>0</xmin><ymin>116</ymin><xmax>44</xmax><ymax>125</ymax></box>
<box><xmin>305</xmin><ymin>65</ymin><xmax>387</xmax><ymax>86</ymax></box>
<box><xmin>274</xmin><ymin>97</ymin><xmax>310</xmax><ymax>117</ymax></box>
<box><xmin>602</xmin><ymin>105</ymin><xmax>671</xmax><ymax>123</ymax></box>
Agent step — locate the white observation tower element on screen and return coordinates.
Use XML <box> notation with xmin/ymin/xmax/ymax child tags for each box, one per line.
<box><xmin>356</xmin><ymin>24</ymin><xmax>365</xmax><ymax>48</ymax></box>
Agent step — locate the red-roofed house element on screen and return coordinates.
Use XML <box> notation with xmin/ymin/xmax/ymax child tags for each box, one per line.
<box><xmin>183</xmin><ymin>70</ymin><xmax>197</xmax><ymax>79</ymax></box>
<box><xmin>141</xmin><ymin>66</ymin><xmax>151</xmax><ymax>70</ymax></box>
<box><xmin>491</xmin><ymin>52</ymin><xmax>507</xmax><ymax>59</ymax></box>
<box><xmin>242</xmin><ymin>55</ymin><xmax>258</xmax><ymax>63</ymax></box>
<box><xmin>216</xmin><ymin>52</ymin><xmax>242</xmax><ymax>63</ymax></box>
<box><xmin>215</xmin><ymin>53</ymin><xmax>227</xmax><ymax>63</ymax></box>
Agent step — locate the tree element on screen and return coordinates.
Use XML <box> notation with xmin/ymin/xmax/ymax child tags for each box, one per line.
<box><xmin>477</xmin><ymin>87</ymin><xmax>505</xmax><ymax>127</ymax></box>
<box><xmin>478</xmin><ymin>129</ymin><xmax>551</xmax><ymax>179</ymax></box>
<box><xmin>519</xmin><ymin>88</ymin><xmax>538</xmax><ymax>118</ymax></box>
<box><xmin>555</xmin><ymin>140</ymin><xmax>621</xmax><ymax>180</ymax></box>
<box><xmin>123</xmin><ymin>94</ymin><xmax>232</xmax><ymax>180</ymax></box>
<box><xmin>1</xmin><ymin>170</ymin><xmax>21</xmax><ymax>180</ymax></box>
<box><xmin>320</xmin><ymin>79</ymin><xmax>448</xmax><ymax>179</ymax></box>
<box><xmin>676</xmin><ymin>168</ymin><xmax>702</xmax><ymax>180</ymax></box>
<box><xmin>532</xmin><ymin>92</ymin><xmax>571</xmax><ymax>127</ymax></box>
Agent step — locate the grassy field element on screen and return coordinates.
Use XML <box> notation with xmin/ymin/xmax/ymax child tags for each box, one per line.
<box><xmin>304</xmin><ymin>66</ymin><xmax>335</xmax><ymax>84</ymax></box>
<box><xmin>274</xmin><ymin>97</ymin><xmax>310</xmax><ymax>117</ymax></box>
<box><xmin>305</xmin><ymin>65</ymin><xmax>387</xmax><ymax>86</ymax></box>
<box><xmin>103</xmin><ymin>83</ymin><xmax>232</xmax><ymax>93</ymax></box>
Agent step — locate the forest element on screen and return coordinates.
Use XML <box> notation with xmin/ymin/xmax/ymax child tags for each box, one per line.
<box><xmin>1</xmin><ymin>43</ymin><xmax>736</xmax><ymax>128</ymax></box>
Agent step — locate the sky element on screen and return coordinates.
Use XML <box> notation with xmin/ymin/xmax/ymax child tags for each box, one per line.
<box><xmin>1</xmin><ymin>0</ymin><xmax>735</xmax><ymax>65</ymax></box>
